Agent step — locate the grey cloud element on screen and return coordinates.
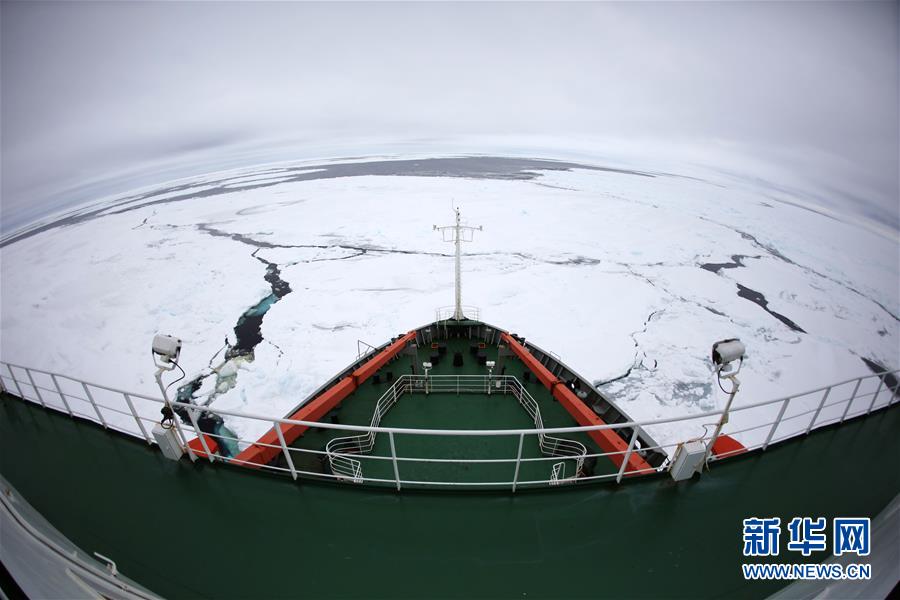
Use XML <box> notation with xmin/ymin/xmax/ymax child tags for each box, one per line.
<box><xmin>1</xmin><ymin>1</ymin><xmax>897</xmax><ymax>231</ymax></box>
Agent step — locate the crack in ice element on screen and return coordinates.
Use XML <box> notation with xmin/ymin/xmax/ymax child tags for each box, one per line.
<box><xmin>699</xmin><ymin>216</ymin><xmax>899</xmax><ymax>323</ymax></box>
<box><xmin>594</xmin><ymin>309</ymin><xmax>663</xmax><ymax>387</ymax></box>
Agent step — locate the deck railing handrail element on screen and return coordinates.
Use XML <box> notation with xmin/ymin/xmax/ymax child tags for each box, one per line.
<box><xmin>2</xmin><ymin>359</ymin><xmax>895</xmax><ymax>436</ymax></box>
<box><xmin>1</xmin><ymin>361</ymin><xmax>896</xmax><ymax>437</ymax></box>
<box><xmin>1</xmin><ymin>359</ymin><xmax>897</xmax><ymax>491</ymax></box>
<box><xmin>435</xmin><ymin>305</ymin><xmax>480</xmax><ymax>321</ymax></box>
<box><xmin>506</xmin><ymin>379</ymin><xmax>587</xmax><ymax>478</ymax></box>
<box><xmin>0</xmin><ymin>474</ymin><xmax>163</xmax><ymax>600</ymax></box>
<box><xmin>325</xmin><ymin>375</ymin><xmax>588</xmax><ymax>484</ymax></box>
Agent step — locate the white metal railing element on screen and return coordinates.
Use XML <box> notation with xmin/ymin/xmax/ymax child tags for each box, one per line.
<box><xmin>324</xmin><ymin>376</ymin><xmax>401</xmax><ymax>482</ymax></box>
<box><xmin>0</xmin><ymin>359</ymin><xmax>897</xmax><ymax>491</ymax></box>
<box><xmin>325</xmin><ymin>375</ymin><xmax>587</xmax><ymax>485</ymax></box>
<box><xmin>435</xmin><ymin>305</ymin><xmax>480</xmax><ymax>321</ymax></box>
<box><xmin>356</xmin><ymin>340</ymin><xmax>378</xmax><ymax>360</ymax></box>
<box><xmin>506</xmin><ymin>378</ymin><xmax>587</xmax><ymax>480</ymax></box>
<box><xmin>0</xmin><ymin>474</ymin><xmax>162</xmax><ymax>600</ymax></box>
<box><xmin>550</xmin><ymin>462</ymin><xmax>565</xmax><ymax>486</ymax></box>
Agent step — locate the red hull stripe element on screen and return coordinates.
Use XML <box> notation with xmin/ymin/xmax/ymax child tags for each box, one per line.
<box><xmin>230</xmin><ymin>331</ymin><xmax>417</xmax><ymax>468</ymax></box>
<box><xmin>710</xmin><ymin>434</ymin><xmax>747</xmax><ymax>458</ymax></box>
<box><xmin>187</xmin><ymin>435</ymin><xmax>219</xmax><ymax>460</ymax></box>
<box><xmin>500</xmin><ymin>333</ymin><xmax>654</xmax><ymax>476</ymax></box>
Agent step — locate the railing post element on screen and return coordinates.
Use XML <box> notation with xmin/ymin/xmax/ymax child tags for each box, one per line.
<box><xmin>511</xmin><ymin>433</ymin><xmax>524</xmax><ymax>493</ymax></box>
<box><xmin>122</xmin><ymin>393</ymin><xmax>151</xmax><ymax>444</ymax></box>
<box><xmin>840</xmin><ymin>378</ymin><xmax>862</xmax><ymax>423</ymax></box>
<box><xmin>867</xmin><ymin>379</ymin><xmax>884</xmax><ymax>414</ymax></box>
<box><xmin>49</xmin><ymin>374</ymin><xmax>74</xmax><ymax>417</ymax></box>
<box><xmin>81</xmin><ymin>382</ymin><xmax>108</xmax><ymax>428</ymax></box>
<box><xmin>274</xmin><ymin>421</ymin><xmax>297</xmax><ymax>480</ymax></box>
<box><xmin>171</xmin><ymin>417</ymin><xmax>196</xmax><ymax>462</ymax></box>
<box><xmin>7</xmin><ymin>365</ymin><xmax>27</xmax><ymax>400</ymax></box>
<box><xmin>764</xmin><ymin>398</ymin><xmax>791</xmax><ymax>450</ymax></box>
<box><xmin>24</xmin><ymin>368</ymin><xmax>46</xmax><ymax>407</ymax></box>
<box><xmin>185</xmin><ymin>405</ymin><xmax>214</xmax><ymax>462</ymax></box>
<box><xmin>389</xmin><ymin>432</ymin><xmax>401</xmax><ymax>491</ymax></box>
<box><xmin>805</xmin><ymin>387</ymin><xmax>831</xmax><ymax>434</ymax></box>
<box><xmin>616</xmin><ymin>428</ymin><xmax>639</xmax><ymax>483</ymax></box>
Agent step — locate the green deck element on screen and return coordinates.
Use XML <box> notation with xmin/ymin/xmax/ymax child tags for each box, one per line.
<box><xmin>2</xmin><ymin>392</ymin><xmax>898</xmax><ymax>599</ymax></box>
<box><xmin>285</xmin><ymin>337</ymin><xmax>615</xmax><ymax>486</ymax></box>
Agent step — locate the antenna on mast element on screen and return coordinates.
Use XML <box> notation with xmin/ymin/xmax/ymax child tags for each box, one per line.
<box><xmin>434</xmin><ymin>207</ymin><xmax>482</xmax><ymax>321</ymax></box>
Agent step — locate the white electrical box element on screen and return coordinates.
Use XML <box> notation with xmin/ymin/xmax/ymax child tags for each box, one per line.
<box><xmin>670</xmin><ymin>440</ymin><xmax>706</xmax><ymax>481</ymax></box>
<box><xmin>152</xmin><ymin>424</ymin><xmax>184</xmax><ymax>461</ymax></box>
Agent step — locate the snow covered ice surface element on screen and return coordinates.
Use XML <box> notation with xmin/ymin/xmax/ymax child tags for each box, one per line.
<box><xmin>1</xmin><ymin>153</ymin><xmax>897</xmax><ymax>456</ymax></box>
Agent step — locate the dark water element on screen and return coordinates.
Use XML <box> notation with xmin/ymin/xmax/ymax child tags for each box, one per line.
<box><xmin>736</xmin><ymin>283</ymin><xmax>806</xmax><ymax>333</ymax></box>
<box><xmin>861</xmin><ymin>357</ymin><xmax>899</xmax><ymax>394</ymax></box>
<box><xmin>173</xmin><ymin>254</ymin><xmax>292</xmax><ymax>457</ymax></box>
<box><xmin>171</xmin><ymin>379</ymin><xmax>240</xmax><ymax>457</ymax></box>
<box><xmin>700</xmin><ymin>255</ymin><xmax>806</xmax><ymax>333</ymax></box>
<box><xmin>700</xmin><ymin>254</ymin><xmax>751</xmax><ymax>273</ymax></box>
<box><xmin>227</xmin><ymin>258</ymin><xmax>292</xmax><ymax>359</ymax></box>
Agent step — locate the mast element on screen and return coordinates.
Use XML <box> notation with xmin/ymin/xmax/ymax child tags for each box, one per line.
<box><xmin>434</xmin><ymin>208</ymin><xmax>482</xmax><ymax>320</ymax></box>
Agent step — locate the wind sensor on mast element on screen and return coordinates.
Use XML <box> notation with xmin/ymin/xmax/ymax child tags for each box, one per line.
<box><xmin>434</xmin><ymin>208</ymin><xmax>482</xmax><ymax>321</ymax></box>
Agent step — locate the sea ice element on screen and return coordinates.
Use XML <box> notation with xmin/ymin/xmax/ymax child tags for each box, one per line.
<box><xmin>1</xmin><ymin>153</ymin><xmax>896</xmax><ymax>458</ymax></box>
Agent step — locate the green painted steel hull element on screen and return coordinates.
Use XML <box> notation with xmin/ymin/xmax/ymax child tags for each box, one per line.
<box><xmin>1</xmin><ymin>393</ymin><xmax>898</xmax><ymax>598</ymax></box>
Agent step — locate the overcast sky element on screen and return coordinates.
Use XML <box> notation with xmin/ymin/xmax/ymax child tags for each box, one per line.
<box><xmin>2</xmin><ymin>1</ymin><xmax>898</xmax><ymax>231</ymax></box>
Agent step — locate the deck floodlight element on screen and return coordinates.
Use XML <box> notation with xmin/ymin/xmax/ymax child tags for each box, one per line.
<box><xmin>152</xmin><ymin>334</ymin><xmax>182</xmax><ymax>370</ymax></box>
<box><xmin>712</xmin><ymin>338</ymin><xmax>745</xmax><ymax>374</ymax></box>
<box><xmin>150</xmin><ymin>333</ymin><xmax>189</xmax><ymax>456</ymax></box>
<box><xmin>703</xmin><ymin>338</ymin><xmax>746</xmax><ymax>469</ymax></box>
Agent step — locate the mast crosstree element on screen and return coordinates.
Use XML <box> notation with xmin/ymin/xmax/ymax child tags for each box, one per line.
<box><xmin>434</xmin><ymin>208</ymin><xmax>482</xmax><ymax>320</ymax></box>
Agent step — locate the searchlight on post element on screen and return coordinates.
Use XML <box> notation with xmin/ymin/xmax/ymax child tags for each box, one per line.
<box><xmin>705</xmin><ymin>338</ymin><xmax>746</xmax><ymax>463</ymax></box>
<box><xmin>669</xmin><ymin>338</ymin><xmax>746</xmax><ymax>482</ymax></box>
<box><xmin>150</xmin><ymin>334</ymin><xmax>195</xmax><ymax>461</ymax></box>
<box><xmin>434</xmin><ymin>208</ymin><xmax>482</xmax><ymax>321</ymax></box>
